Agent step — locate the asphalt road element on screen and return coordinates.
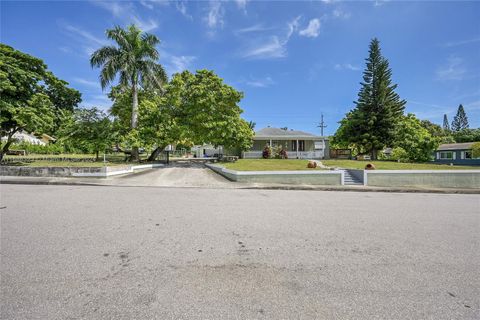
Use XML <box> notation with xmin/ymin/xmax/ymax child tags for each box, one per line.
<box><xmin>1</xmin><ymin>185</ymin><xmax>479</xmax><ymax>320</ymax></box>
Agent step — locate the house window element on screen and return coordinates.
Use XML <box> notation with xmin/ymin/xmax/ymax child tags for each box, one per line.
<box><xmin>291</xmin><ymin>140</ymin><xmax>305</xmax><ymax>151</ymax></box>
<box><xmin>463</xmin><ymin>151</ymin><xmax>472</xmax><ymax>159</ymax></box>
<box><xmin>439</xmin><ymin>151</ymin><xmax>454</xmax><ymax>160</ymax></box>
<box><xmin>298</xmin><ymin>140</ymin><xmax>305</xmax><ymax>151</ymax></box>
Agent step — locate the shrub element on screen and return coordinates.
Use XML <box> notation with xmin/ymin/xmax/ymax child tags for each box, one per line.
<box><xmin>262</xmin><ymin>145</ymin><xmax>271</xmax><ymax>159</ymax></box>
<box><xmin>390</xmin><ymin>147</ymin><xmax>409</xmax><ymax>162</ymax></box>
<box><xmin>472</xmin><ymin>142</ymin><xmax>480</xmax><ymax>159</ymax></box>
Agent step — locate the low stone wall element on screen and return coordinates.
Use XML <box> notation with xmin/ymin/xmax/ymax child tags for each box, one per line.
<box><xmin>365</xmin><ymin>170</ymin><xmax>480</xmax><ymax>189</ymax></box>
<box><xmin>206</xmin><ymin>164</ymin><xmax>343</xmax><ymax>185</ymax></box>
<box><xmin>0</xmin><ymin>164</ymin><xmax>164</xmax><ymax>178</ymax></box>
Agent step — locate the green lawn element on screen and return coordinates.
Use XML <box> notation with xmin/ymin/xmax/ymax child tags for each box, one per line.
<box><xmin>222</xmin><ymin>159</ymin><xmax>326</xmax><ymax>171</ymax></box>
<box><xmin>322</xmin><ymin>159</ymin><xmax>479</xmax><ymax>170</ymax></box>
<box><xmin>5</xmin><ymin>161</ymin><xmax>123</xmax><ymax>167</ymax></box>
<box><xmin>222</xmin><ymin>159</ymin><xmax>479</xmax><ymax>171</ymax></box>
<box><xmin>2</xmin><ymin>153</ymin><xmax>154</xmax><ymax>167</ymax></box>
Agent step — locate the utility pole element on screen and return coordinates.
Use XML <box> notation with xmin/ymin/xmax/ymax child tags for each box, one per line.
<box><xmin>317</xmin><ymin>114</ymin><xmax>327</xmax><ymax>136</ymax></box>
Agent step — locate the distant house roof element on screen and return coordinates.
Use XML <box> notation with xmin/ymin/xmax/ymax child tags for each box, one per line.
<box><xmin>254</xmin><ymin>127</ymin><xmax>326</xmax><ymax>140</ymax></box>
<box><xmin>437</xmin><ymin>142</ymin><xmax>475</xmax><ymax>151</ymax></box>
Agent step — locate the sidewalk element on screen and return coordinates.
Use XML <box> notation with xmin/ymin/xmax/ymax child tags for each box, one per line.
<box><xmin>1</xmin><ymin>175</ymin><xmax>479</xmax><ymax>194</ymax></box>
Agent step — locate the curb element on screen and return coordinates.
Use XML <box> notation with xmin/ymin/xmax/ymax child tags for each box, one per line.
<box><xmin>1</xmin><ymin>177</ymin><xmax>479</xmax><ymax>194</ymax></box>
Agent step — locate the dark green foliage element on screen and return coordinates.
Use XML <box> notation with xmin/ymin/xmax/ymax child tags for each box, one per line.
<box><xmin>61</xmin><ymin>108</ymin><xmax>114</xmax><ymax>160</ymax></box>
<box><xmin>451</xmin><ymin>104</ymin><xmax>469</xmax><ymax>131</ymax></box>
<box><xmin>452</xmin><ymin>128</ymin><xmax>480</xmax><ymax>143</ymax></box>
<box><xmin>334</xmin><ymin>38</ymin><xmax>406</xmax><ymax>159</ymax></box>
<box><xmin>442</xmin><ymin>114</ymin><xmax>450</xmax><ymax>131</ymax></box>
<box><xmin>420</xmin><ymin>119</ymin><xmax>455</xmax><ymax>144</ymax></box>
<box><xmin>0</xmin><ymin>43</ymin><xmax>81</xmax><ymax>160</ymax></box>
<box><xmin>393</xmin><ymin>114</ymin><xmax>440</xmax><ymax>162</ymax></box>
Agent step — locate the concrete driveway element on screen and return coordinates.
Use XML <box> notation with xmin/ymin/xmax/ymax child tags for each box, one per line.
<box><xmin>110</xmin><ymin>161</ymin><xmax>235</xmax><ymax>188</ymax></box>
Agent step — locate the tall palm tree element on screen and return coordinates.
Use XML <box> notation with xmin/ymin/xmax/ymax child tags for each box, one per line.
<box><xmin>90</xmin><ymin>24</ymin><xmax>167</xmax><ymax>161</ymax></box>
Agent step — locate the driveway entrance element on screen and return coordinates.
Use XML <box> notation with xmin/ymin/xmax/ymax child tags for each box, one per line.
<box><xmin>110</xmin><ymin>161</ymin><xmax>235</xmax><ymax>188</ymax></box>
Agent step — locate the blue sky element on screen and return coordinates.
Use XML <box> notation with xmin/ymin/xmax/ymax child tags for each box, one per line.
<box><xmin>2</xmin><ymin>0</ymin><xmax>480</xmax><ymax>135</ymax></box>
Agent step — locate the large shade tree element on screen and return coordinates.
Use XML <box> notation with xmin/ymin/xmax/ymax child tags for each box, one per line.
<box><xmin>0</xmin><ymin>44</ymin><xmax>81</xmax><ymax>160</ymax></box>
<box><xmin>61</xmin><ymin>107</ymin><xmax>115</xmax><ymax>161</ymax></box>
<box><xmin>109</xmin><ymin>70</ymin><xmax>254</xmax><ymax>161</ymax></box>
<box><xmin>334</xmin><ymin>38</ymin><xmax>406</xmax><ymax>159</ymax></box>
<box><xmin>90</xmin><ymin>24</ymin><xmax>167</xmax><ymax>161</ymax></box>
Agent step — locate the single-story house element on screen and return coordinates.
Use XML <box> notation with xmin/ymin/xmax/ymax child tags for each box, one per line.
<box><xmin>434</xmin><ymin>142</ymin><xmax>480</xmax><ymax>165</ymax></box>
<box><xmin>1</xmin><ymin>131</ymin><xmax>55</xmax><ymax>146</ymax></box>
<box><xmin>243</xmin><ymin>127</ymin><xmax>329</xmax><ymax>159</ymax></box>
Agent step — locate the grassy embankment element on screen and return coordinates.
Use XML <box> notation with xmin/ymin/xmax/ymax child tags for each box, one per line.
<box><xmin>222</xmin><ymin>159</ymin><xmax>479</xmax><ymax>171</ymax></box>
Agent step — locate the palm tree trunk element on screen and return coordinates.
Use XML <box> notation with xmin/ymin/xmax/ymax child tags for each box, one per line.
<box><xmin>130</xmin><ymin>84</ymin><xmax>140</xmax><ymax>162</ymax></box>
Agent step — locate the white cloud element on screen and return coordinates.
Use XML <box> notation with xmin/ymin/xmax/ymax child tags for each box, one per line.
<box><xmin>176</xmin><ymin>1</ymin><xmax>193</xmax><ymax>20</ymax></box>
<box><xmin>286</xmin><ymin>16</ymin><xmax>301</xmax><ymax>40</ymax></box>
<box><xmin>73</xmin><ymin>78</ymin><xmax>100</xmax><ymax>88</ymax></box>
<box><xmin>132</xmin><ymin>17</ymin><xmax>159</xmax><ymax>32</ymax></box>
<box><xmin>167</xmin><ymin>55</ymin><xmax>196</xmax><ymax>75</ymax></box>
<box><xmin>62</xmin><ymin>24</ymin><xmax>110</xmax><ymax>57</ymax></box>
<box><xmin>334</xmin><ymin>63</ymin><xmax>360</xmax><ymax>71</ymax></box>
<box><xmin>64</xmin><ymin>24</ymin><xmax>109</xmax><ymax>47</ymax></box>
<box><xmin>299</xmin><ymin>19</ymin><xmax>321</xmax><ymax>38</ymax></box>
<box><xmin>436</xmin><ymin>56</ymin><xmax>466</xmax><ymax>81</ymax></box>
<box><xmin>443</xmin><ymin>37</ymin><xmax>480</xmax><ymax>47</ymax></box>
<box><xmin>242</xmin><ymin>36</ymin><xmax>286</xmax><ymax>59</ymax></box>
<box><xmin>373</xmin><ymin>0</ymin><xmax>390</xmax><ymax>7</ymax></box>
<box><xmin>332</xmin><ymin>8</ymin><xmax>351</xmax><ymax>19</ymax></box>
<box><xmin>245</xmin><ymin>76</ymin><xmax>275</xmax><ymax>88</ymax></box>
<box><xmin>241</xmin><ymin>16</ymin><xmax>302</xmax><ymax>59</ymax></box>
<box><xmin>205</xmin><ymin>1</ymin><xmax>224</xmax><ymax>29</ymax></box>
<box><xmin>90</xmin><ymin>0</ymin><xmax>159</xmax><ymax>32</ymax></box>
<box><xmin>235</xmin><ymin>0</ymin><xmax>248</xmax><ymax>12</ymax></box>
<box><xmin>159</xmin><ymin>49</ymin><xmax>196</xmax><ymax>76</ymax></box>
<box><xmin>234</xmin><ymin>24</ymin><xmax>272</xmax><ymax>35</ymax></box>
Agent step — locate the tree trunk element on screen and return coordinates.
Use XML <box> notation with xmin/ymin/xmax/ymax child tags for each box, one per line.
<box><xmin>147</xmin><ymin>145</ymin><xmax>166</xmax><ymax>162</ymax></box>
<box><xmin>371</xmin><ymin>148</ymin><xmax>377</xmax><ymax>160</ymax></box>
<box><xmin>0</xmin><ymin>129</ymin><xmax>19</xmax><ymax>161</ymax></box>
<box><xmin>130</xmin><ymin>84</ymin><xmax>140</xmax><ymax>162</ymax></box>
<box><xmin>95</xmin><ymin>150</ymin><xmax>99</xmax><ymax>162</ymax></box>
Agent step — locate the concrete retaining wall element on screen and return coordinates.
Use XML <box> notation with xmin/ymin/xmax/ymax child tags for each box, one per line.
<box><xmin>365</xmin><ymin>170</ymin><xmax>480</xmax><ymax>189</ymax></box>
<box><xmin>0</xmin><ymin>164</ymin><xmax>164</xmax><ymax>178</ymax></box>
<box><xmin>207</xmin><ymin>164</ymin><xmax>343</xmax><ymax>185</ymax></box>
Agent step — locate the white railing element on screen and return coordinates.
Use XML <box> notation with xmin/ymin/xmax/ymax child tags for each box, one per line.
<box><xmin>242</xmin><ymin>150</ymin><xmax>324</xmax><ymax>159</ymax></box>
<box><xmin>243</xmin><ymin>151</ymin><xmax>263</xmax><ymax>158</ymax></box>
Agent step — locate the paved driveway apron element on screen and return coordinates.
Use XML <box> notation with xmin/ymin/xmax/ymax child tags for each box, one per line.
<box><xmin>110</xmin><ymin>161</ymin><xmax>235</xmax><ymax>188</ymax></box>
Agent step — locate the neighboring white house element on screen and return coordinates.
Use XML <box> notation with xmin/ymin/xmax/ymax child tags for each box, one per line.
<box><xmin>243</xmin><ymin>127</ymin><xmax>329</xmax><ymax>159</ymax></box>
<box><xmin>1</xmin><ymin>131</ymin><xmax>55</xmax><ymax>146</ymax></box>
<box><xmin>190</xmin><ymin>144</ymin><xmax>223</xmax><ymax>158</ymax></box>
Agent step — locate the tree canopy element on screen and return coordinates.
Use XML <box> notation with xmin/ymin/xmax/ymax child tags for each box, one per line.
<box><xmin>61</xmin><ymin>107</ymin><xmax>114</xmax><ymax>160</ymax></box>
<box><xmin>451</xmin><ymin>104</ymin><xmax>469</xmax><ymax>131</ymax></box>
<box><xmin>393</xmin><ymin>114</ymin><xmax>440</xmax><ymax>162</ymax></box>
<box><xmin>334</xmin><ymin>38</ymin><xmax>406</xmax><ymax>159</ymax></box>
<box><xmin>108</xmin><ymin>69</ymin><xmax>253</xmax><ymax>160</ymax></box>
<box><xmin>0</xmin><ymin>43</ymin><xmax>81</xmax><ymax>160</ymax></box>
